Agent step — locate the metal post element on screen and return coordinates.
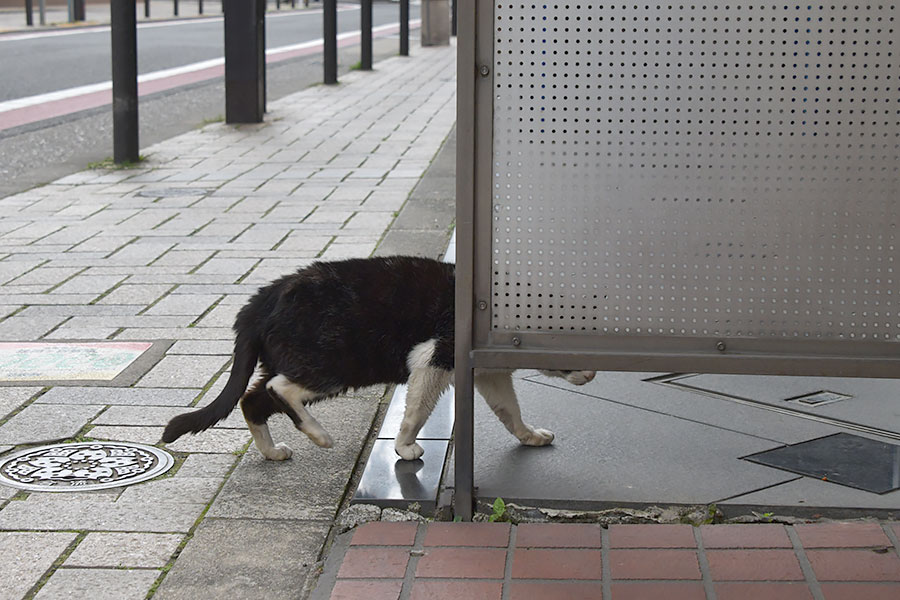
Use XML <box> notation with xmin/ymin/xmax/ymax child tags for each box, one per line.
<box><xmin>323</xmin><ymin>0</ymin><xmax>337</xmax><ymax>84</ymax></box>
<box><xmin>400</xmin><ymin>0</ymin><xmax>409</xmax><ymax>56</ymax></box>
<box><xmin>73</xmin><ymin>0</ymin><xmax>84</xmax><ymax>21</ymax></box>
<box><xmin>224</xmin><ymin>0</ymin><xmax>266</xmax><ymax>123</ymax></box>
<box><xmin>25</xmin><ymin>0</ymin><xmax>33</xmax><ymax>26</ymax></box>
<box><xmin>174</xmin><ymin>0</ymin><xmax>179</xmax><ymax>17</ymax></box>
<box><xmin>199</xmin><ymin>0</ymin><xmax>204</xmax><ymax>15</ymax></box>
<box><xmin>144</xmin><ymin>0</ymin><xmax>150</xmax><ymax>18</ymax></box>
<box><xmin>39</xmin><ymin>0</ymin><xmax>45</xmax><ymax>25</ymax></box>
<box><xmin>111</xmin><ymin>0</ymin><xmax>139</xmax><ymax>164</ymax></box>
<box><xmin>452</xmin><ymin>0</ymin><xmax>457</xmax><ymax>36</ymax></box>
<box><xmin>360</xmin><ymin>0</ymin><xmax>372</xmax><ymax>71</ymax></box>
<box><xmin>67</xmin><ymin>0</ymin><xmax>73</xmax><ymax>22</ymax></box>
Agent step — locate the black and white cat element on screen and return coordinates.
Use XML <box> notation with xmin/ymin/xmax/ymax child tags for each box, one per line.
<box><xmin>161</xmin><ymin>256</ymin><xmax>595</xmax><ymax>461</ymax></box>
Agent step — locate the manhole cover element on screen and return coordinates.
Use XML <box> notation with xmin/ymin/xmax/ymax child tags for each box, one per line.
<box><xmin>743</xmin><ymin>433</ymin><xmax>900</xmax><ymax>494</ymax></box>
<box><xmin>0</xmin><ymin>442</ymin><xmax>174</xmax><ymax>492</ymax></box>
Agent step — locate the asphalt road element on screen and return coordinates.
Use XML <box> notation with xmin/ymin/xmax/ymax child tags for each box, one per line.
<box><xmin>0</xmin><ymin>4</ymin><xmax>423</xmax><ymax>198</ymax></box>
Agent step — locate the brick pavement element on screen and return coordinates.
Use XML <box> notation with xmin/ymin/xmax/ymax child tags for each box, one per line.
<box><xmin>318</xmin><ymin>521</ymin><xmax>900</xmax><ymax>600</ymax></box>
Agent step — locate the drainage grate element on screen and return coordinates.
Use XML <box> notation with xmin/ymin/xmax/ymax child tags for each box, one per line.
<box><xmin>0</xmin><ymin>442</ymin><xmax>174</xmax><ymax>492</ymax></box>
<box><xmin>786</xmin><ymin>391</ymin><xmax>852</xmax><ymax>407</ymax></box>
<box><xmin>743</xmin><ymin>433</ymin><xmax>900</xmax><ymax>494</ymax></box>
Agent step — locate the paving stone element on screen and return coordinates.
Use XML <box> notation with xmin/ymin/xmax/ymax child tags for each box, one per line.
<box><xmin>208</xmin><ymin>395</ymin><xmax>379</xmax><ymax>520</ymax></box>
<box><xmin>35</xmin><ymin>387</ymin><xmax>196</xmax><ymax>407</ymax></box>
<box><xmin>0</xmin><ymin>496</ymin><xmax>205</xmax><ymax>532</ymax></box>
<box><xmin>93</xmin><ymin>406</ymin><xmax>199</xmax><ymax>427</ymax></box>
<box><xmin>0</xmin><ymin>315</ymin><xmax>67</xmax><ymax>339</ymax></box>
<box><xmin>153</xmin><ymin>519</ymin><xmax>329</xmax><ymax>600</ymax></box>
<box><xmin>117</xmin><ymin>477</ymin><xmax>223</xmax><ymax>505</ymax></box>
<box><xmin>0</xmin><ymin>404</ymin><xmax>104</xmax><ymax>445</ymax></box>
<box><xmin>136</xmin><ymin>355</ymin><xmax>229</xmax><ymax>388</ymax></box>
<box><xmin>167</xmin><ymin>340</ymin><xmax>235</xmax><ymax>355</ymax></box>
<box><xmin>0</xmin><ymin>532</ymin><xmax>78</xmax><ymax>600</ymax></box>
<box><xmin>91</xmin><ymin>425</ymin><xmax>249</xmax><ymax>454</ymax></box>
<box><xmin>173</xmin><ymin>453</ymin><xmax>237</xmax><ymax>479</ymax></box>
<box><xmin>0</xmin><ymin>386</ymin><xmax>41</xmax><ymax>419</ymax></box>
<box><xmin>145</xmin><ymin>294</ymin><xmax>221</xmax><ymax>317</ymax></box>
<box><xmin>96</xmin><ymin>284</ymin><xmax>173</xmax><ymax>306</ymax></box>
<box><xmin>64</xmin><ymin>532</ymin><xmax>183</xmax><ymax>567</ymax></box>
<box><xmin>34</xmin><ymin>567</ymin><xmax>161</xmax><ymax>600</ymax></box>
<box><xmin>51</xmin><ymin>274</ymin><xmax>126</xmax><ymax>296</ymax></box>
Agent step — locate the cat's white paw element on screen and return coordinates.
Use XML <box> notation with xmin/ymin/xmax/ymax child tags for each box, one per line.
<box><xmin>395</xmin><ymin>442</ymin><xmax>425</xmax><ymax>460</ymax></box>
<box><xmin>519</xmin><ymin>426</ymin><xmax>555</xmax><ymax>446</ymax></box>
<box><xmin>565</xmin><ymin>370</ymin><xmax>596</xmax><ymax>386</ymax></box>
<box><xmin>303</xmin><ymin>425</ymin><xmax>334</xmax><ymax>448</ymax></box>
<box><xmin>263</xmin><ymin>443</ymin><xmax>293</xmax><ymax>461</ymax></box>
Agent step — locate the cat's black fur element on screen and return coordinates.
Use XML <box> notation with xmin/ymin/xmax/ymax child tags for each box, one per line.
<box><xmin>163</xmin><ymin>255</ymin><xmax>594</xmax><ymax>460</ymax></box>
<box><xmin>162</xmin><ymin>256</ymin><xmax>454</xmax><ymax>444</ymax></box>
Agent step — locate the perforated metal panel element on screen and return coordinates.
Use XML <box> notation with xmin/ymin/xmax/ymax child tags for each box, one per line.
<box><xmin>490</xmin><ymin>3</ymin><xmax>899</xmax><ymax>342</ymax></box>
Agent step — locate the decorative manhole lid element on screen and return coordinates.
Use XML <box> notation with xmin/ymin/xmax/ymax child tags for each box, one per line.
<box><xmin>0</xmin><ymin>442</ymin><xmax>174</xmax><ymax>492</ymax></box>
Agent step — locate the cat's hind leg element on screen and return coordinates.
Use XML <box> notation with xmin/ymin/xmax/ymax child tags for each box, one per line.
<box><xmin>240</xmin><ymin>377</ymin><xmax>294</xmax><ymax>461</ymax></box>
<box><xmin>394</xmin><ymin>364</ymin><xmax>452</xmax><ymax>460</ymax></box>
<box><xmin>474</xmin><ymin>370</ymin><xmax>554</xmax><ymax>446</ymax></box>
<box><xmin>266</xmin><ymin>374</ymin><xmax>334</xmax><ymax>448</ymax></box>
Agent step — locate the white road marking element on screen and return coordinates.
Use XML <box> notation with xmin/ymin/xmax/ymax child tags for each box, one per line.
<box><xmin>0</xmin><ymin>20</ymin><xmax>419</xmax><ymax>114</ymax></box>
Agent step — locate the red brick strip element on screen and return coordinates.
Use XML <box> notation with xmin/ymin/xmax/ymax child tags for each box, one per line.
<box><xmin>325</xmin><ymin>521</ymin><xmax>900</xmax><ymax>599</ymax></box>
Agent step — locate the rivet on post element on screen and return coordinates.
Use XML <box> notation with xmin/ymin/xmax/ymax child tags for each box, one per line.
<box><xmin>716</xmin><ymin>341</ymin><xmax>727</xmax><ymax>352</ymax></box>
<box><xmin>479</xmin><ymin>65</ymin><xmax>490</xmax><ymax>77</ymax></box>
<box><xmin>512</xmin><ymin>337</ymin><xmax>521</xmax><ymax>347</ymax></box>
<box><xmin>478</xmin><ymin>301</ymin><xmax>487</xmax><ymax>311</ymax></box>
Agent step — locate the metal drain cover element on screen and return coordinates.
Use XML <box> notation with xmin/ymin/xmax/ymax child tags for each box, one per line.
<box><xmin>0</xmin><ymin>442</ymin><xmax>174</xmax><ymax>492</ymax></box>
<box><xmin>744</xmin><ymin>433</ymin><xmax>900</xmax><ymax>494</ymax></box>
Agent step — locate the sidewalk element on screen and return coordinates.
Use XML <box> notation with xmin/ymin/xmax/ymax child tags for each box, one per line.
<box><xmin>0</xmin><ymin>42</ymin><xmax>455</xmax><ymax>599</ymax></box>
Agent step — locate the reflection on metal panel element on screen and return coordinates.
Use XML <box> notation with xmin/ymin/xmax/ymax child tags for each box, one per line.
<box><xmin>490</xmin><ymin>4</ymin><xmax>899</xmax><ymax>342</ymax></box>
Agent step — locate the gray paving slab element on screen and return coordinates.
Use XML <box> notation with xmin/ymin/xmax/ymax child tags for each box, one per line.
<box><xmin>34</xmin><ymin>568</ymin><xmax>161</xmax><ymax>600</ymax></box>
<box><xmin>530</xmin><ymin>371</ymin><xmax>848</xmax><ymax>446</ymax></box>
<box><xmin>135</xmin><ymin>355</ymin><xmax>229</xmax><ymax>388</ymax></box>
<box><xmin>172</xmin><ymin>454</ymin><xmax>237</xmax><ymax>480</ymax></box>
<box><xmin>668</xmin><ymin>373</ymin><xmax>900</xmax><ymax>437</ymax></box>
<box><xmin>153</xmin><ymin>519</ymin><xmax>329</xmax><ymax>600</ymax></box>
<box><xmin>35</xmin><ymin>387</ymin><xmax>196</xmax><ymax>407</ymax></box>
<box><xmin>0</xmin><ymin>496</ymin><xmax>204</xmax><ymax>532</ymax></box>
<box><xmin>0</xmin><ymin>404</ymin><xmax>104</xmax><ymax>445</ymax></box>
<box><xmin>473</xmin><ymin>377</ymin><xmax>795</xmax><ymax>507</ymax></box>
<box><xmin>117</xmin><ymin>477</ymin><xmax>224</xmax><ymax>506</ymax></box>
<box><xmin>91</xmin><ymin>425</ymin><xmax>249</xmax><ymax>454</ymax></box>
<box><xmin>0</xmin><ymin>386</ymin><xmax>41</xmax><ymax>418</ymax></box>
<box><xmin>64</xmin><ymin>533</ymin><xmax>183</xmax><ymax>568</ymax></box>
<box><xmin>0</xmin><ymin>532</ymin><xmax>78</xmax><ymax>600</ymax></box>
<box><xmin>93</xmin><ymin>405</ymin><xmax>199</xmax><ymax>427</ymax></box>
<box><xmin>208</xmin><ymin>395</ymin><xmax>380</xmax><ymax>520</ymax></box>
<box><xmin>722</xmin><ymin>476</ymin><xmax>900</xmax><ymax>515</ymax></box>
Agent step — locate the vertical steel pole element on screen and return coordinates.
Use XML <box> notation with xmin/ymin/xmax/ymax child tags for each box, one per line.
<box><xmin>453</xmin><ymin>0</ymin><xmax>477</xmax><ymax>522</ymax></box>
<box><xmin>73</xmin><ymin>0</ymin><xmax>84</xmax><ymax>20</ymax></box>
<box><xmin>323</xmin><ymin>0</ymin><xmax>337</xmax><ymax>84</ymax></box>
<box><xmin>144</xmin><ymin>0</ymin><xmax>150</xmax><ymax>18</ymax></box>
<box><xmin>360</xmin><ymin>0</ymin><xmax>372</xmax><ymax>70</ymax></box>
<box><xmin>39</xmin><ymin>0</ymin><xmax>45</xmax><ymax>25</ymax></box>
<box><xmin>111</xmin><ymin>0</ymin><xmax>139</xmax><ymax>164</ymax></box>
<box><xmin>173</xmin><ymin>0</ymin><xmax>179</xmax><ymax>17</ymax></box>
<box><xmin>451</xmin><ymin>0</ymin><xmax>457</xmax><ymax>36</ymax></box>
<box><xmin>25</xmin><ymin>0</ymin><xmax>33</xmax><ymax>26</ymax></box>
<box><xmin>224</xmin><ymin>0</ymin><xmax>266</xmax><ymax>123</ymax></box>
<box><xmin>199</xmin><ymin>0</ymin><xmax>204</xmax><ymax>15</ymax></box>
<box><xmin>400</xmin><ymin>0</ymin><xmax>409</xmax><ymax>56</ymax></box>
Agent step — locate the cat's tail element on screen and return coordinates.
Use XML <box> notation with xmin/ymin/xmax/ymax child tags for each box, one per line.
<box><xmin>161</xmin><ymin>332</ymin><xmax>258</xmax><ymax>443</ymax></box>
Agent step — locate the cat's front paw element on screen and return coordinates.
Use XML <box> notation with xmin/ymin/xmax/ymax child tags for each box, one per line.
<box><xmin>518</xmin><ymin>426</ymin><xmax>555</xmax><ymax>446</ymax></box>
<box><xmin>395</xmin><ymin>442</ymin><xmax>425</xmax><ymax>461</ymax></box>
<box><xmin>263</xmin><ymin>443</ymin><xmax>293</xmax><ymax>461</ymax></box>
<box><xmin>302</xmin><ymin>424</ymin><xmax>334</xmax><ymax>448</ymax></box>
